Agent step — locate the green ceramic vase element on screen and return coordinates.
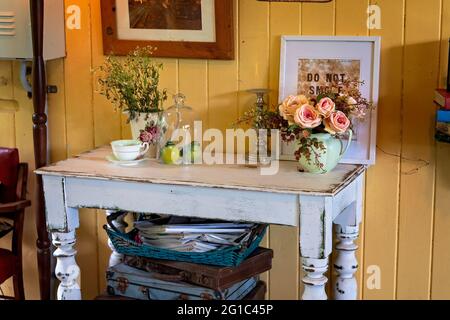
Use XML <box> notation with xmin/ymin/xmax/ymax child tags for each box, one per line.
<box><xmin>297</xmin><ymin>130</ymin><xmax>353</xmax><ymax>174</ymax></box>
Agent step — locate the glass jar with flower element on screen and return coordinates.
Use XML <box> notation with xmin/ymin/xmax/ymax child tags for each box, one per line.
<box><xmin>279</xmin><ymin>81</ymin><xmax>373</xmax><ymax>174</ymax></box>
<box><xmin>97</xmin><ymin>46</ymin><xmax>167</xmax><ymax>158</ymax></box>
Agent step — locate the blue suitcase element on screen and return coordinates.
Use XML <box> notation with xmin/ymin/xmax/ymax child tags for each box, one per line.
<box><xmin>106</xmin><ymin>263</ymin><xmax>258</xmax><ymax>300</ymax></box>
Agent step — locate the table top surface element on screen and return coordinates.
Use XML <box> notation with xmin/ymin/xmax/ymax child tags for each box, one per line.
<box><xmin>36</xmin><ymin>146</ymin><xmax>366</xmax><ymax>196</ymax></box>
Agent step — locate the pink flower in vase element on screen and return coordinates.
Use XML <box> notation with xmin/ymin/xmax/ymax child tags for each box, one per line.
<box><xmin>279</xmin><ymin>95</ymin><xmax>310</xmax><ymax>124</ymax></box>
<box><xmin>139</xmin><ymin>124</ymin><xmax>160</xmax><ymax>145</ymax></box>
<box><xmin>324</xmin><ymin>111</ymin><xmax>351</xmax><ymax>134</ymax></box>
<box><xmin>294</xmin><ymin>104</ymin><xmax>322</xmax><ymax>129</ymax></box>
<box><xmin>316</xmin><ymin>97</ymin><xmax>336</xmax><ymax>117</ymax></box>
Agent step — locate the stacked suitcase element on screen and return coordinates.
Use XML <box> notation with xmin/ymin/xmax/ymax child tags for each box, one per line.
<box><xmin>102</xmin><ymin>247</ymin><xmax>273</xmax><ymax>301</ymax></box>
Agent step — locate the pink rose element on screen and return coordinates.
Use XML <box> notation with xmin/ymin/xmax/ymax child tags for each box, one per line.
<box><xmin>324</xmin><ymin>111</ymin><xmax>350</xmax><ymax>134</ymax></box>
<box><xmin>139</xmin><ymin>131</ymin><xmax>154</xmax><ymax>143</ymax></box>
<box><xmin>316</xmin><ymin>97</ymin><xmax>336</xmax><ymax>117</ymax></box>
<box><xmin>279</xmin><ymin>95</ymin><xmax>309</xmax><ymax>124</ymax></box>
<box><xmin>294</xmin><ymin>104</ymin><xmax>322</xmax><ymax>129</ymax></box>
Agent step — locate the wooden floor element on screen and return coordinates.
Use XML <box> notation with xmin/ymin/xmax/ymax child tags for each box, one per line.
<box><xmin>0</xmin><ymin>0</ymin><xmax>449</xmax><ymax>300</ymax></box>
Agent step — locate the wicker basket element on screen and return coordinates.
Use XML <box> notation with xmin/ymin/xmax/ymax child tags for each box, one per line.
<box><xmin>104</xmin><ymin>216</ymin><xmax>267</xmax><ymax>267</ymax></box>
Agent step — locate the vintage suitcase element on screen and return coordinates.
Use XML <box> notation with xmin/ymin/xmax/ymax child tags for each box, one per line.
<box><xmin>95</xmin><ymin>281</ymin><xmax>267</xmax><ymax>301</ymax></box>
<box><xmin>243</xmin><ymin>281</ymin><xmax>266</xmax><ymax>300</ymax></box>
<box><xmin>124</xmin><ymin>247</ymin><xmax>273</xmax><ymax>291</ymax></box>
<box><xmin>106</xmin><ymin>263</ymin><xmax>258</xmax><ymax>301</ymax></box>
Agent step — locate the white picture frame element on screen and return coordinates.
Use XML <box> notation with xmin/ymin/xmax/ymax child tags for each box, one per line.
<box><xmin>278</xmin><ymin>36</ymin><xmax>381</xmax><ymax>165</ymax></box>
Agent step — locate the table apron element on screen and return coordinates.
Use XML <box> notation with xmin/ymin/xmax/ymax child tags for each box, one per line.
<box><xmin>45</xmin><ymin>176</ymin><xmax>301</xmax><ymax>230</ymax></box>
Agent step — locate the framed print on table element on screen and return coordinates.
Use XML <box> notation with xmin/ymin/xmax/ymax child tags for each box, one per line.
<box><xmin>279</xmin><ymin>36</ymin><xmax>381</xmax><ymax>165</ymax></box>
<box><xmin>101</xmin><ymin>0</ymin><xmax>234</xmax><ymax>60</ymax></box>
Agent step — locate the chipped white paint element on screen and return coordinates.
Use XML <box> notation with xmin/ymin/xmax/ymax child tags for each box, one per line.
<box><xmin>42</xmin><ymin>175</ymin><xmax>79</xmax><ymax>232</ymax></box>
<box><xmin>36</xmin><ymin>146</ymin><xmax>365</xmax><ymax>196</ymax></box>
<box><xmin>36</xmin><ymin>146</ymin><xmax>366</xmax><ymax>300</ymax></box>
<box><xmin>333</xmin><ymin>174</ymin><xmax>364</xmax><ymax>300</ymax></box>
<box><xmin>64</xmin><ymin>177</ymin><xmax>299</xmax><ymax>226</ymax></box>
<box><xmin>106</xmin><ymin>210</ymin><xmax>127</xmax><ymax>267</ymax></box>
<box><xmin>333</xmin><ymin>225</ymin><xmax>359</xmax><ymax>300</ymax></box>
<box><xmin>52</xmin><ymin>230</ymin><xmax>81</xmax><ymax>300</ymax></box>
<box><xmin>299</xmin><ymin>196</ymin><xmax>333</xmax><ymax>300</ymax></box>
<box><xmin>301</xmin><ymin>258</ymin><xmax>329</xmax><ymax>300</ymax></box>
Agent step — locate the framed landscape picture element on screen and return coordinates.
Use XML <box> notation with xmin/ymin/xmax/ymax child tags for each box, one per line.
<box><xmin>101</xmin><ymin>0</ymin><xmax>234</xmax><ymax>60</ymax></box>
<box><xmin>278</xmin><ymin>36</ymin><xmax>381</xmax><ymax>165</ymax></box>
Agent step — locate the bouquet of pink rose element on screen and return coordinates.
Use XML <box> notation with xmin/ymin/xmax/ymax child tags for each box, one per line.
<box><xmin>278</xmin><ymin>81</ymin><xmax>373</xmax><ymax>170</ymax></box>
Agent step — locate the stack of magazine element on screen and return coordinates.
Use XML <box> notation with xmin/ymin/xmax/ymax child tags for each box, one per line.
<box><xmin>134</xmin><ymin>221</ymin><xmax>257</xmax><ymax>253</ymax></box>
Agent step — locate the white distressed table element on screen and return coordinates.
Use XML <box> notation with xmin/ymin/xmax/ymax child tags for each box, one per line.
<box><xmin>36</xmin><ymin>146</ymin><xmax>366</xmax><ymax>301</ymax></box>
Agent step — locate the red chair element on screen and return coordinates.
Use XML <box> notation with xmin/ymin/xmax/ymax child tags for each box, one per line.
<box><xmin>0</xmin><ymin>148</ymin><xmax>30</xmax><ymax>300</ymax></box>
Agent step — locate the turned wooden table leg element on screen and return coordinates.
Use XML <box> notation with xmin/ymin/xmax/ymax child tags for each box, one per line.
<box><xmin>52</xmin><ymin>230</ymin><xmax>81</xmax><ymax>300</ymax></box>
<box><xmin>105</xmin><ymin>210</ymin><xmax>128</xmax><ymax>267</ymax></box>
<box><xmin>332</xmin><ymin>175</ymin><xmax>364</xmax><ymax>300</ymax></box>
<box><xmin>301</xmin><ymin>257</ymin><xmax>329</xmax><ymax>300</ymax></box>
<box><xmin>42</xmin><ymin>176</ymin><xmax>82</xmax><ymax>300</ymax></box>
<box><xmin>333</xmin><ymin>225</ymin><xmax>359</xmax><ymax>300</ymax></box>
<box><xmin>299</xmin><ymin>195</ymin><xmax>333</xmax><ymax>300</ymax></box>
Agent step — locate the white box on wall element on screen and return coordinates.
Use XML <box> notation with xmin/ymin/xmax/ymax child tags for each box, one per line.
<box><xmin>0</xmin><ymin>0</ymin><xmax>66</xmax><ymax>60</ymax></box>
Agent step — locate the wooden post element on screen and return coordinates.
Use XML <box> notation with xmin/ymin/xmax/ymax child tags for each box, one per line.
<box><xmin>30</xmin><ymin>0</ymin><xmax>51</xmax><ymax>300</ymax></box>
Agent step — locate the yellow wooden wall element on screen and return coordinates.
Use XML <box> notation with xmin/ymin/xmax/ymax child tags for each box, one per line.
<box><xmin>1</xmin><ymin>0</ymin><xmax>450</xmax><ymax>300</ymax></box>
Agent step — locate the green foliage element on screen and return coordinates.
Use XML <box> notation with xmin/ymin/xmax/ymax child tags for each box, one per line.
<box><xmin>233</xmin><ymin>105</ymin><xmax>284</xmax><ymax>131</ymax></box>
<box><xmin>316</xmin><ymin>92</ymin><xmax>337</xmax><ymax>102</ymax></box>
<box><xmin>97</xmin><ymin>46</ymin><xmax>167</xmax><ymax>121</ymax></box>
<box><xmin>295</xmin><ymin>137</ymin><xmax>327</xmax><ymax>172</ymax></box>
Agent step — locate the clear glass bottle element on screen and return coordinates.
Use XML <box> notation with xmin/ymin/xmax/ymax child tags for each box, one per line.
<box><xmin>161</xmin><ymin>93</ymin><xmax>200</xmax><ymax>165</ymax></box>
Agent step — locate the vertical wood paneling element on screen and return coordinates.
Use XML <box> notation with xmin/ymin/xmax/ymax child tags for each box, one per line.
<box><xmin>397</xmin><ymin>0</ymin><xmax>441</xmax><ymax>300</ymax></box>
<box><xmin>207</xmin><ymin>56</ymin><xmax>238</xmax><ymax>135</ymax></box>
<box><xmin>47</xmin><ymin>59</ymin><xmax>67</xmax><ymax>163</ymax></box>
<box><xmin>301</xmin><ymin>1</ymin><xmax>335</xmax><ymax>36</ymax></box>
<box><xmin>158</xmin><ymin>59</ymin><xmax>179</xmax><ymax>102</ymax></box>
<box><xmin>364</xmin><ymin>0</ymin><xmax>405</xmax><ymax>300</ymax></box>
<box><xmin>64</xmin><ymin>0</ymin><xmax>98</xmax><ymax>300</ymax></box>
<box><xmin>91</xmin><ymin>0</ymin><xmax>121</xmax><ymax>148</ymax></box>
<box><xmin>179</xmin><ymin>60</ymin><xmax>208</xmax><ymax>126</ymax></box>
<box><xmin>268</xmin><ymin>2</ymin><xmax>301</xmax><ymax>301</ymax></box>
<box><xmin>207</xmin><ymin>1</ymin><xmax>238</xmax><ymax>137</ymax></box>
<box><xmin>0</xmin><ymin>61</ymin><xmax>16</xmax><ymax>148</ymax></box>
<box><xmin>431</xmin><ymin>0</ymin><xmax>450</xmax><ymax>300</ymax></box>
<box><xmin>269</xmin><ymin>3</ymin><xmax>300</xmax><ymax>107</ymax></box>
<box><xmin>0</xmin><ymin>113</ymin><xmax>15</xmax><ymax>148</ymax></box>
<box><xmin>0</xmin><ymin>61</ymin><xmax>14</xmax><ymax>99</ymax></box>
<box><xmin>335</xmin><ymin>0</ymin><xmax>368</xmax><ymax>36</ymax></box>
<box><xmin>64</xmin><ymin>0</ymin><xmax>94</xmax><ymax>156</ymax></box>
<box><xmin>238</xmin><ymin>0</ymin><xmax>270</xmax><ymax>127</ymax></box>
